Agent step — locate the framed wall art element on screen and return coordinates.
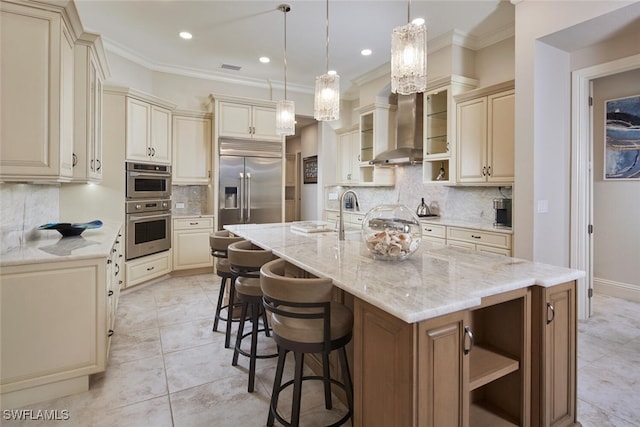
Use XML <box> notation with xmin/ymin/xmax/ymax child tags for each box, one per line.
<box><xmin>303</xmin><ymin>155</ymin><xmax>318</xmax><ymax>184</ymax></box>
<box><xmin>604</xmin><ymin>94</ymin><xmax>640</xmax><ymax>180</ymax></box>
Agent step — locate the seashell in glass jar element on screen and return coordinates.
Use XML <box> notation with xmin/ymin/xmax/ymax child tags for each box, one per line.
<box><xmin>361</xmin><ymin>204</ymin><xmax>422</xmax><ymax>261</ymax></box>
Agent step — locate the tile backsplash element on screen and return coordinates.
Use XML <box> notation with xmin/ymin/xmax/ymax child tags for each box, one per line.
<box><xmin>0</xmin><ymin>183</ymin><xmax>60</xmax><ymax>253</ymax></box>
<box><xmin>325</xmin><ymin>165</ymin><xmax>512</xmax><ymax>227</ymax></box>
<box><xmin>172</xmin><ymin>185</ymin><xmax>211</xmax><ymax>215</ymax></box>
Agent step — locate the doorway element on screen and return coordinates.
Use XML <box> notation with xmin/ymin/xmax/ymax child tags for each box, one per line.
<box><xmin>571</xmin><ymin>54</ymin><xmax>640</xmax><ymax>318</ymax></box>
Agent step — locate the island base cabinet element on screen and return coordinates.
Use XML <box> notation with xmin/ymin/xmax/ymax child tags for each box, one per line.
<box><xmin>417</xmin><ymin>311</ymin><xmax>468</xmax><ymax>427</ymax></box>
<box><xmin>532</xmin><ymin>282</ymin><xmax>579</xmax><ymax>427</ymax></box>
<box><xmin>353</xmin><ymin>299</ymin><xmax>415</xmax><ymax>427</ymax></box>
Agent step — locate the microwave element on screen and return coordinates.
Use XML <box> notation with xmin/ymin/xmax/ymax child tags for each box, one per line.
<box><xmin>126</xmin><ymin>162</ymin><xmax>172</xmax><ymax>199</ymax></box>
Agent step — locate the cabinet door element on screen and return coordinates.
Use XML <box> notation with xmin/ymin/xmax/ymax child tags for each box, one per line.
<box><xmin>218</xmin><ymin>102</ymin><xmax>252</xmax><ymax>138</ymax></box>
<box><xmin>457</xmin><ymin>98</ymin><xmax>487</xmax><ymax>183</ymax></box>
<box><xmin>151</xmin><ymin>106</ymin><xmax>172</xmax><ymax>164</ymax></box>
<box><xmin>173</xmin><ymin>229</ymin><xmax>213</xmax><ymax>270</ymax></box>
<box><xmin>417</xmin><ymin>311</ymin><xmax>469</xmax><ymax>427</ymax></box>
<box><xmin>532</xmin><ymin>282</ymin><xmax>577</xmax><ymax>427</ymax></box>
<box><xmin>60</xmin><ymin>25</ymin><xmax>75</xmax><ymax>179</ymax></box>
<box><xmin>126</xmin><ymin>98</ymin><xmax>151</xmax><ymax>161</ymax></box>
<box><xmin>252</xmin><ymin>105</ymin><xmax>279</xmax><ymax>141</ymax></box>
<box><xmin>337</xmin><ymin>131</ymin><xmax>356</xmax><ymax>183</ymax></box>
<box><xmin>285</xmin><ymin>154</ymin><xmax>296</xmax><ymax>186</ymax></box>
<box><xmin>487</xmin><ymin>90</ymin><xmax>514</xmax><ymax>183</ymax></box>
<box><xmin>172</xmin><ymin>114</ymin><xmax>211</xmax><ymax>184</ymax></box>
<box><xmin>353</xmin><ymin>299</ymin><xmax>415</xmax><ymax>427</ymax></box>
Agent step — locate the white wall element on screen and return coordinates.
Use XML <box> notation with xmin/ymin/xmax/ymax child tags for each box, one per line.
<box><xmin>513</xmin><ymin>0</ymin><xmax>635</xmax><ymax>262</ymax></box>
<box><xmin>592</xmin><ymin>68</ymin><xmax>640</xmax><ymax>298</ymax></box>
<box><xmin>300</xmin><ymin>123</ymin><xmax>320</xmax><ymax>220</ymax></box>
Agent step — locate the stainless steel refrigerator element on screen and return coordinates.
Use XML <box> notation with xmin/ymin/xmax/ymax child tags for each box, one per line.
<box><xmin>218</xmin><ymin>138</ymin><xmax>283</xmax><ymax>229</ymax></box>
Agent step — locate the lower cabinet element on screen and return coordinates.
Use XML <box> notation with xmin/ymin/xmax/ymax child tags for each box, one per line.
<box><xmin>172</xmin><ymin>216</ymin><xmax>214</xmax><ymax>270</ymax></box>
<box><xmin>353</xmin><ymin>282</ymin><xmax>577</xmax><ymax>427</ymax></box>
<box><xmin>0</xmin><ymin>228</ymin><xmax>122</xmax><ymax>408</ymax></box>
<box><xmin>446</xmin><ymin>226</ymin><xmax>512</xmax><ymax>256</ymax></box>
<box><xmin>125</xmin><ymin>250</ymin><xmax>172</xmax><ymax>288</ymax></box>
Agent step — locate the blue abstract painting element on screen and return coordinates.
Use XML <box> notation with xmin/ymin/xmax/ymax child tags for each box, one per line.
<box><xmin>605</xmin><ymin>94</ymin><xmax>640</xmax><ymax>180</ymax></box>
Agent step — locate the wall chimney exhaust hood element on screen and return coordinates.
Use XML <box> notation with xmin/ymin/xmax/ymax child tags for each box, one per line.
<box><xmin>370</xmin><ymin>92</ymin><xmax>423</xmax><ymax>166</ymax></box>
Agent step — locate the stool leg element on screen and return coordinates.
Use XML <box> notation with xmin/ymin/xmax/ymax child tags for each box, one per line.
<box><xmin>291</xmin><ymin>352</ymin><xmax>305</xmax><ymax>427</ymax></box>
<box><xmin>339</xmin><ymin>346</ymin><xmax>354</xmax><ymax>419</ymax></box>
<box><xmin>247</xmin><ymin>301</ymin><xmax>260</xmax><ymax>392</ymax></box>
<box><xmin>322</xmin><ymin>351</ymin><xmax>333</xmax><ymax>409</ymax></box>
<box><xmin>225</xmin><ymin>277</ymin><xmax>237</xmax><ymax>348</ymax></box>
<box><xmin>212</xmin><ymin>276</ymin><xmax>227</xmax><ymax>332</ymax></box>
<box><xmin>261</xmin><ymin>307</ymin><xmax>271</xmax><ymax>337</ymax></box>
<box><xmin>268</xmin><ymin>347</ymin><xmax>287</xmax><ymax>427</ymax></box>
<box><xmin>232</xmin><ymin>298</ymin><xmax>248</xmax><ymax>366</ymax></box>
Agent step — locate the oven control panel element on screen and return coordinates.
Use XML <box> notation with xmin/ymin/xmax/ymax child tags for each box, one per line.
<box><xmin>126</xmin><ymin>199</ymin><xmax>171</xmax><ymax>214</ymax></box>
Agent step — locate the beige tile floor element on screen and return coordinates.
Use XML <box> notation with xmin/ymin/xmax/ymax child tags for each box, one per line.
<box><xmin>2</xmin><ymin>273</ymin><xmax>639</xmax><ymax>426</ymax></box>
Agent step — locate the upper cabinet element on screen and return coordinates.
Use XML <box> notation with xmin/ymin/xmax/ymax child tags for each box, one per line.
<box><xmin>357</xmin><ymin>103</ymin><xmax>396</xmax><ymax>165</ymax></box>
<box><xmin>126</xmin><ymin>92</ymin><xmax>175</xmax><ymax>165</ymax></box>
<box><xmin>422</xmin><ymin>75</ymin><xmax>479</xmax><ymax>184</ymax></box>
<box><xmin>217</xmin><ymin>100</ymin><xmax>281</xmax><ymax>141</ymax></box>
<box><xmin>73</xmin><ymin>32</ymin><xmax>110</xmax><ymax>182</ymax></box>
<box><xmin>336</xmin><ymin>125</ymin><xmax>360</xmax><ymax>184</ymax></box>
<box><xmin>456</xmin><ymin>81</ymin><xmax>515</xmax><ymax>185</ymax></box>
<box><xmin>0</xmin><ymin>0</ymin><xmax>80</xmax><ymax>182</ymax></box>
<box><xmin>172</xmin><ymin>110</ymin><xmax>212</xmax><ymax>185</ymax></box>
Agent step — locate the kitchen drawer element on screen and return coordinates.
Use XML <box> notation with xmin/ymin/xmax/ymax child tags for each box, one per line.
<box><xmin>447</xmin><ymin>227</ymin><xmax>511</xmax><ymax>249</ymax></box>
<box><xmin>125</xmin><ymin>250</ymin><xmax>172</xmax><ymax>287</ymax></box>
<box><xmin>420</xmin><ymin>222</ymin><xmax>446</xmax><ymax>239</ymax></box>
<box><xmin>173</xmin><ymin>216</ymin><xmax>214</xmax><ymax>230</ymax></box>
<box><xmin>326</xmin><ymin>211</ymin><xmax>340</xmax><ymax>224</ymax></box>
<box><xmin>350</xmin><ymin>213</ymin><xmax>365</xmax><ymax>227</ymax></box>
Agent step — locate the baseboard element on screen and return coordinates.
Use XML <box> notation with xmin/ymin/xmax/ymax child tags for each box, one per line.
<box><xmin>593</xmin><ymin>277</ymin><xmax>640</xmax><ymax>303</ymax></box>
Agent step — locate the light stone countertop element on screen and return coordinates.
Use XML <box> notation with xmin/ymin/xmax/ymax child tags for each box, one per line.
<box><xmin>0</xmin><ymin>221</ymin><xmax>122</xmax><ymax>267</ymax></box>
<box><xmin>225</xmin><ymin>222</ymin><xmax>583</xmax><ymax>323</ymax></box>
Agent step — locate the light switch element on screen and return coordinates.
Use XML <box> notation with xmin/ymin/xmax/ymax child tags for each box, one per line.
<box><xmin>176</xmin><ymin>202</ymin><xmax>185</xmax><ymax>209</ymax></box>
<box><xmin>328</xmin><ymin>192</ymin><xmax>338</xmax><ymax>201</ymax></box>
<box><xmin>537</xmin><ymin>200</ymin><xmax>548</xmax><ymax>213</ymax></box>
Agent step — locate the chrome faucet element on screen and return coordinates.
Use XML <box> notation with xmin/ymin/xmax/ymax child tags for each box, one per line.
<box><xmin>339</xmin><ymin>190</ymin><xmax>360</xmax><ymax>240</ymax></box>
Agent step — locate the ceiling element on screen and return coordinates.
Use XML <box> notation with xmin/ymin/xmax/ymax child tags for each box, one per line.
<box><xmin>74</xmin><ymin>0</ymin><xmax>515</xmax><ymax>99</ymax></box>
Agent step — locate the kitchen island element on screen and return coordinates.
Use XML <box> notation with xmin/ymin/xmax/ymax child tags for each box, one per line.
<box><xmin>226</xmin><ymin>222</ymin><xmax>584</xmax><ymax>427</ymax></box>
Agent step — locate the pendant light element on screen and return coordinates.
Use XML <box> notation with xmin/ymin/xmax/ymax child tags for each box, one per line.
<box><xmin>313</xmin><ymin>0</ymin><xmax>339</xmax><ymax>121</ymax></box>
<box><xmin>276</xmin><ymin>4</ymin><xmax>295</xmax><ymax>136</ymax></box>
<box><xmin>390</xmin><ymin>0</ymin><xmax>427</xmax><ymax>95</ymax></box>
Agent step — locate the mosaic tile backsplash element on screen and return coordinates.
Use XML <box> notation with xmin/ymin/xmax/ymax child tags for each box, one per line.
<box><xmin>172</xmin><ymin>185</ymin><xmax>211</xmax><ymax>215</ymax></box>
<box><xmin>1</xmin><ymin>183</ymin><xmax>60</xmax><ymax>253</ymax></box>
<box><xmin>325</xmin><ymin>165</ymin><xmax>512</xmax><ymax>227</ymax></box>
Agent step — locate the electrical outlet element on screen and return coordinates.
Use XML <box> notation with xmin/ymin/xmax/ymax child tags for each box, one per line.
<box><xmin>537</xmin><ymin>200</ymin><xmax>548</xmax><ymax>213</ymax></box>
<box><xmin>328</xmin><ymin>192</ymin><xmax>338</xmax><ymax>201</ymax></box>
<box><xmin>176</xmin><ymin>202</ymin><xmax>185</xmax><ymax>209</ymax></box>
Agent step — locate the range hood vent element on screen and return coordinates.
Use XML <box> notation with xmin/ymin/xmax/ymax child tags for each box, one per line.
<box><xmin>371</xmin><ymin>92</ymin><xmax>424</xmax><ymax>166</ymax></box>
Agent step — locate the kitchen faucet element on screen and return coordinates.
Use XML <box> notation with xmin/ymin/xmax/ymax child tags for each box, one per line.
<box><xmin>339</xmin><ymin>190</ymin><xmax>360</xmax><ymax>240</ymax></box>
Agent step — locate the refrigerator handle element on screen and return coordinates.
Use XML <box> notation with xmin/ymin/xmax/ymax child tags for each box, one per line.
<box><xmin>239</xmin><ymin>172</ymin><xmax>245</xmax><ymax>222</ymax></box>
<box><xmin>246</xmin><ymin>173</ymin><xmax>252</xmax><ymax>223</ymax></box>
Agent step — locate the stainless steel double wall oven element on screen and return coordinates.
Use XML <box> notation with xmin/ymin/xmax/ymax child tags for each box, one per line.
<box><xmin>125</xmin><ymin>162</ymin><xmax>172</xmax><ymax>260</ymax></box>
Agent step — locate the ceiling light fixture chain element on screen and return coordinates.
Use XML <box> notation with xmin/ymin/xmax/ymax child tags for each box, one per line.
<box><xmin>276</xmin><ymin>3</ymin><xmax>295</xmax><ymax>136</ymax></box>
<box><xmin>314</xmin><ymin>0</ymin><xmax>340</xmax><ymax>121</ymax></box>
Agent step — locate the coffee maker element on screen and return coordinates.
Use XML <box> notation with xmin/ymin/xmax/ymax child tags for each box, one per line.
<box><xmin>493</xmin><ymin>198</ymin><xmax>512</xmax><ymax>227</ymax></box>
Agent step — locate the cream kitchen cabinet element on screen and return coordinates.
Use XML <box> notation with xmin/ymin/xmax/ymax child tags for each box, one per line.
<box><xmin>456</xmin><ymin>82</ymin><xmax>515</xmax><ymax>184</ymax></box>
<box><xmin>217</xmin><ymin>100</ymin><xmax>280</xmax><ymax>141</ymax></box>
<box><xmin>422</xmin><ymin>75</ymin><xmax>478</xmax><ymax>185</ymax></box>
<box><xmin>126</xmin><ymin>92</ymin><xmax>175</xmax><ymax>165</ymax></box>
<box><xmin>124</xmin><ymin>249</ymin><xmax>172</xmax><ymax>288</ymax></box>
<box><xmin>172</xmin><ymin>216</ymin><xmax>214</xmax><ymax>270</ymax></box>
<box><xmin>0</xmin><ymin>225</ymin><xmax>122</xmax><ymax>408</ymax></box>
<box><xmin>73</xmin><ymin>32</ymin><xmax>110</xmax><ymax>182</ymax></box>
<box><xmin>0</xmin><ymin>0</ymin><xmax>78</xmax><ymax>182</ymax></box>
<box><xmin>336</xmin><ymin>125</ymin><xmax>360</xmax><ymax>184</ymax></box>
<box><xmin>420</xmin><ymin>222</ymin><xmax>446</xmax><ymax>244</ymax></box>
<box><xmin>172</xmin><ymin>110</ymin><xmax>212</xmax><ymax>185</ymax></box>
<box><xmin>447</xmin><ymin>226</ymin><xmax>512</xmax><ymax>256</ymax></box>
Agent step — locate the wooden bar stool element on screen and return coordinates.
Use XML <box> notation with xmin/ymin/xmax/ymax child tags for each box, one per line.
<box><xmin>209</xmin><ymin>230</ymin><xmax>243</xmax><ymax>348</ymax></box>
<box><xmin>227</xmin><ymin>239</ymin><xmax>278</xmax><ymax>393</ymax></box>
<box><xmin>260</xmin><ymin>258</ymin><xmax>354</xmax><ymax>427</ymax></box>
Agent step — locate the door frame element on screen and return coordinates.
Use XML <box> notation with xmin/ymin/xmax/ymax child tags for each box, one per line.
<box><xmin>570</xmin><ymin>53</ymin><xmax>640</xmax><ymax>319</ymax></box>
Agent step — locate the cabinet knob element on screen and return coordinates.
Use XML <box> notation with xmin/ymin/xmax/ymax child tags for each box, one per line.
<box><xmin>463</xmin><ymin>326</ymin><xmax>474</xmax><ymax>355</ymax></box>
<box><xmin>96</xmin><ymin>159</ymin><xmax>101</xmax><ymax>172</ymax></box>
<box><xmin>482</xmin><ymin>166</ymin><xmax>487</xmax><ymax>176</ymax></box>
<box><xmin>189</xmin><ymin>222</ymin><xmax>199</xmax><ymax>226</ymax></box>
<box><xmin>486</xmin><ymin>165</ymin><xmax>491</xmax><ymax>176</ymax></box>
<box><xmin>546</xmin><ymin>302</ymin><xmax>555</xmax><ymax>324</ymax></box>
<box><xmin>72</xmin><ymin>153</ymin><xmax>78</xmax><ymax>167</ymax></box>
<box><xmin>147</xmin><ymin>266</ymin><xmax>155</xmax><ymax>271</ymax></box>
<box><xmin>108</xmin><ymin>329</ymin><xmax>114</xmax><ymax>337</ymax></box>
<box><xmin>108</xmin><ymin>290</ymin><xmax>114</xmax><ymax>296</ymax></box>
<box><xmin>471</xmin><ymin>235</ymin><xmax>481</xmax><ymax>239</ymax></box>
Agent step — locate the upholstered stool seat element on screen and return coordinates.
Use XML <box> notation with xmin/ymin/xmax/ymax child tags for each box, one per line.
<box><xmin>209</xmin><ymin>230</ymin><xmax>243</xmax><ymax>348</ymax></box>
<box><xmin>260</xmin><ymin>258</ymin><xmax>354</xmax><ymax>427</ymax></box>
<box><xmin>227</xmin><ymin>240</ymin><xmax>278</xmax><ymax>393</ymax></box>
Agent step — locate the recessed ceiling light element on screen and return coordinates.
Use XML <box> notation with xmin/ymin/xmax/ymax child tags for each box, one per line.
<box><xmin>361</xmin><ymin>49</ymin><xmax>372</xmax><ymax>56</ymax></box>
<box><xmin>179</xmin><ymin>31</ymin><xmax>192</xmax><ymax>40</ymax></box>
<box><xmin>412</xmin><ymin>18</ymin><xmax>425</xmax><ymax>26</ymax></box>
<box><xmin>259</xmin><ymin>56</ymin><xmax>270</xmax><ymax>63</ymax></box>
<box><xmin>328</xmin><ymin>70</ymin><xmax>337</xmax><ymax>75</ymax></box>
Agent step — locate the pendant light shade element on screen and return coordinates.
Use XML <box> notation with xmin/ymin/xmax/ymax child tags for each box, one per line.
<box><xmin>391</xmin><ymin>1</ymin><xmax>427</xmax><ymax>95</ymax></box>
<box><xmin>276</xmin><ymin>4</ymin><xmax>295</xmax><ymax>136</ymax></box>
<box><xmin>314</xmin><ymin>0</ymin><xmax>339</xmax><ymax>121</ymax></box>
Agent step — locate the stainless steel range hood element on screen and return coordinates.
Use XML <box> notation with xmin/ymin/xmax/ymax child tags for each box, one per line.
<box><xmin>370</xmin><ymin>92</ymin><xmax>423</xmax><ymax>166</ymax></box>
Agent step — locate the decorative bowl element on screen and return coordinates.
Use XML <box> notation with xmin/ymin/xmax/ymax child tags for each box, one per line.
<box><xmin>37</xmin><ymin>220</ymin><xmax>103</xmax><ymax>237</ymax></box>
<box><xmin>362</xmin><ymin>205</ymin><xmax>422</xmax><ymax>261</ymax></box>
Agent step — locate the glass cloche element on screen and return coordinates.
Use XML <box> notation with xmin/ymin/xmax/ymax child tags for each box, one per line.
<box><xmin>362</xmin><ymin>204</ymin><xmax>422</xmax><ymax>261</ymax></box>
